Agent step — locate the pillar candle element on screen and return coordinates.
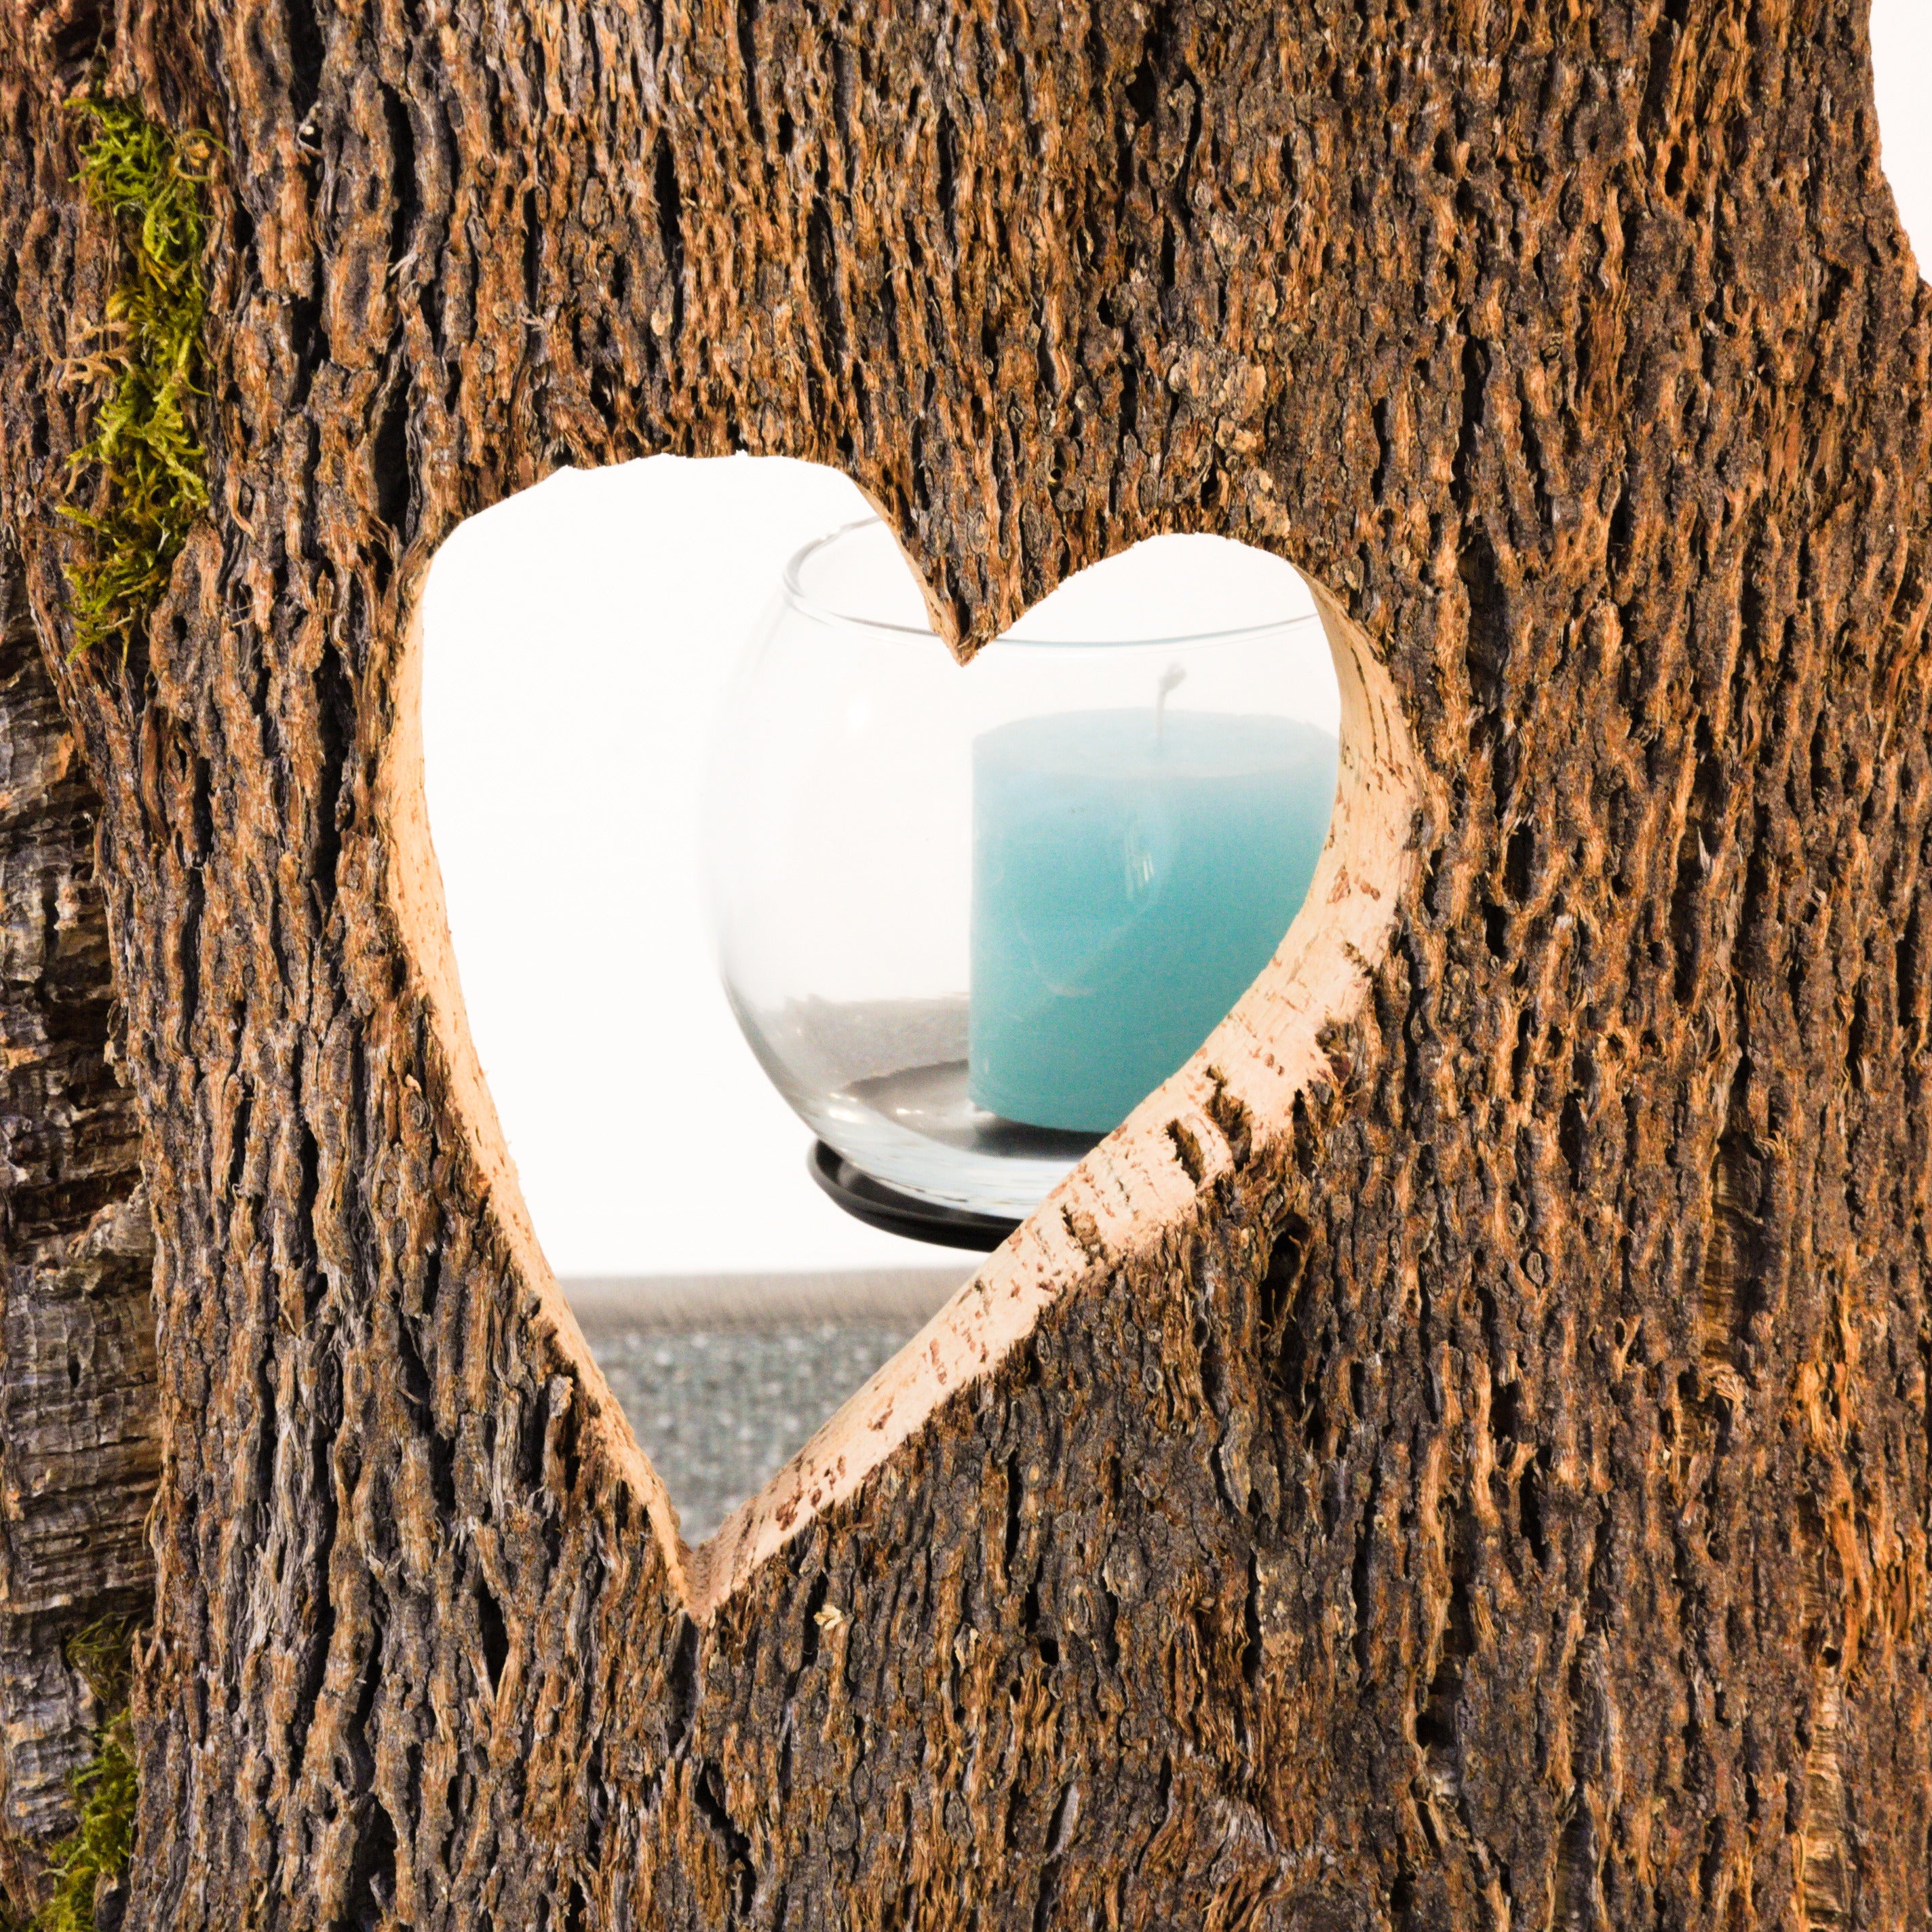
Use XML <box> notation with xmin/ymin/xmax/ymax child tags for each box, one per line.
<box><xmin>968</xmin><ymin>709</ymin><xmax>1338</xmax><ymax>1134</ymax></box>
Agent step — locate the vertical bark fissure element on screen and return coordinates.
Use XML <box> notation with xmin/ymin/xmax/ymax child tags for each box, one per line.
<box><xmin>0</xmin><ymin>541</ymin><xmax>154</xmax><ymax>1913</ymax></box>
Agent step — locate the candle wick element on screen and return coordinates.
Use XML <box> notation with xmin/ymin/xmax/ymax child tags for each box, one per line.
<box><xmin>1155</xmin><ymin>663</ymin><xmax>1186</xmax><ymax>746</ymax></box>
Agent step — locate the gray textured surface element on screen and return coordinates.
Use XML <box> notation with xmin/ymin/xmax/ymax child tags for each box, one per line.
<box><xmin>585</xmin><ymin>1319</ymin><xmax>931</xmax><ymax>1545</ymax></box>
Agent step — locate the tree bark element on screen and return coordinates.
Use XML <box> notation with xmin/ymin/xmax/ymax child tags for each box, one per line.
<box><xmin>2</xmin><ymin>0</ymin><xmax>1931</xmax><ymax>1927</ymax></box>
<box><xmin>0</xmin><ymin>539</ymin><xmax>154</xmax><ymax>1917</ymax></box>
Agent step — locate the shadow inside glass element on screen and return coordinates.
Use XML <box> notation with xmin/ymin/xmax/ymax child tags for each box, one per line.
<box><xmin>846</xmin><ymin>1060</ymin><xmax>1100</xmax><ymax>1162</ymax></box>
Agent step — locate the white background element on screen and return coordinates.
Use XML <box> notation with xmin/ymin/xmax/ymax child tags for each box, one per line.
<box><xmin>423</xmin><ymin>3</ymin><xmax>1932</xmax><ymax>1279</ymax></box>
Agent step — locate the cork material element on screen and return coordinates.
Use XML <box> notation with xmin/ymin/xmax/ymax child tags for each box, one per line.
<box><xmin>1</xmin><ymin>0</ymin><xmax>1929</xmax><ymax>1925</ymax></box>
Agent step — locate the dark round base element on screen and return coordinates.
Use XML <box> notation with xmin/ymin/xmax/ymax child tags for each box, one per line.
<box><xmin>807</xmin><ymin>1141</ymin><xmax>1021</xmax><ymax>1253</ymax></box>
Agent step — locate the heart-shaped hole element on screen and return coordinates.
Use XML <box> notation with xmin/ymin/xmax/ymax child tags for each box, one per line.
<box><xmin>391</xmin><ymin>455</ymin><xmax>1418</xmax><ymax>1604</ymax></box>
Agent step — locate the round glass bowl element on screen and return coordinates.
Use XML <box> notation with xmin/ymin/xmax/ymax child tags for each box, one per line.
<box><xmin>704</xmin><ymin>519</ymin><xmax>1341</xmax><ymax>1224</ymax></box>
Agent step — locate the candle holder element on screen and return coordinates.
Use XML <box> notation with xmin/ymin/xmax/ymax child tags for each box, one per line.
<box><xmin>705</xmin><ymin>519</ymin><xmax>1340</xmax><ymax>1245</ymax></box>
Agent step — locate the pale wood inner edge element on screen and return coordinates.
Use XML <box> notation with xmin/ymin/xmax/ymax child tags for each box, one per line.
<box><xmin>379</xmin><ymin>572</ymin><xmax>1419</xmax><ymax>1625</ymax></box>
<box><xmin>378</xmin><ymin>595</ymin><xmax>694</xmax><ymax>1600</ymax></box>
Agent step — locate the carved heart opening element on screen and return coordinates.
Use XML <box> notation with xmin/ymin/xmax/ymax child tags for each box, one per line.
<box><xmin>383</xmin><ymin>457</ymin><xmax>1419</xmax><ymax>1615</ymax></box>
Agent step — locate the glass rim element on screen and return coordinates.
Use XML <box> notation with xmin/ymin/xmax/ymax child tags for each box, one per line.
<box><xmin>781</xmin><ymin>517</ymin><xmax>1327</xmax><ymax>649</ymax></box>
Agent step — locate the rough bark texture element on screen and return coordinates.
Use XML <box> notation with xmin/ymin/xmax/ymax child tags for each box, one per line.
<box><xmin>2</xmin><ymin>0</ymin><xmax>1931</xmax><ymax>1927</ymax></box>
<box><xmin>0</xmin><ymin>540</ymin><xmax>155</xmax><ymax>1914</ymax></box>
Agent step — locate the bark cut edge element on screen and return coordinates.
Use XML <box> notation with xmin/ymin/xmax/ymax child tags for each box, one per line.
<box><xmin>377</xmin><ymin>562</ymin><xmax>1420</xmax><ymax>1618</ymax></box>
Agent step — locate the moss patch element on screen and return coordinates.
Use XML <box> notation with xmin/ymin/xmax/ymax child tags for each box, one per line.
<box><xmin>60</xmin><ymin>98</ymin><xmax>216</xmax><ymax>661</ymax></box>
<box><xmin>31</xmin><ymin>1719</ymin><xmax>136</xmax><ymax>1932</ymax></box>
<box><xmin>23</xmin><ymin>1619</ymin><xmax>140</xmax><ymax>1932</ymax></box>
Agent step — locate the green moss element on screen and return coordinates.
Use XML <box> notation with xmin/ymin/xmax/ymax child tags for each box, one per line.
<box><xmin>31</xmin><ymin>1716</ymin><xmax>136</xmax><ymax>1932</ymax></box>
<box><xmin>24</xmin><ymin>1619</ymin><xmax>140</xmax><ymax>1932</ymax></box>
<box><xmin>60</xmin><ymin>98</ymin><xmax>217</xmax><ymax>662</ymax></box>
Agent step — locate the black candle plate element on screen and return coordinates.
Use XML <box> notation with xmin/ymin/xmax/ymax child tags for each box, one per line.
<box><xmin>807</xmin><ymin>1140</ymin><xmax>1022</xmax><ymax>1254</ymax></box>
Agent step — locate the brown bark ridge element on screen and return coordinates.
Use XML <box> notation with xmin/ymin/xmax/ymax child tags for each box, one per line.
<box><xmin>0</xmin><ymin>535</ymin><xmax>154</xmax><ymax>1914</ymax></box>
<box><xmin>3</xmin><ymin>0</ymin><xmax>1931</xmax><ymax>1926</ymax></box>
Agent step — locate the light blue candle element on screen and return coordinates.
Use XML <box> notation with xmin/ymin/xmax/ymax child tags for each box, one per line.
<box><xmin>968</xmin><ymin>709</ymin><xmax>1338</xmax><ymax>1134</ymax></box>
